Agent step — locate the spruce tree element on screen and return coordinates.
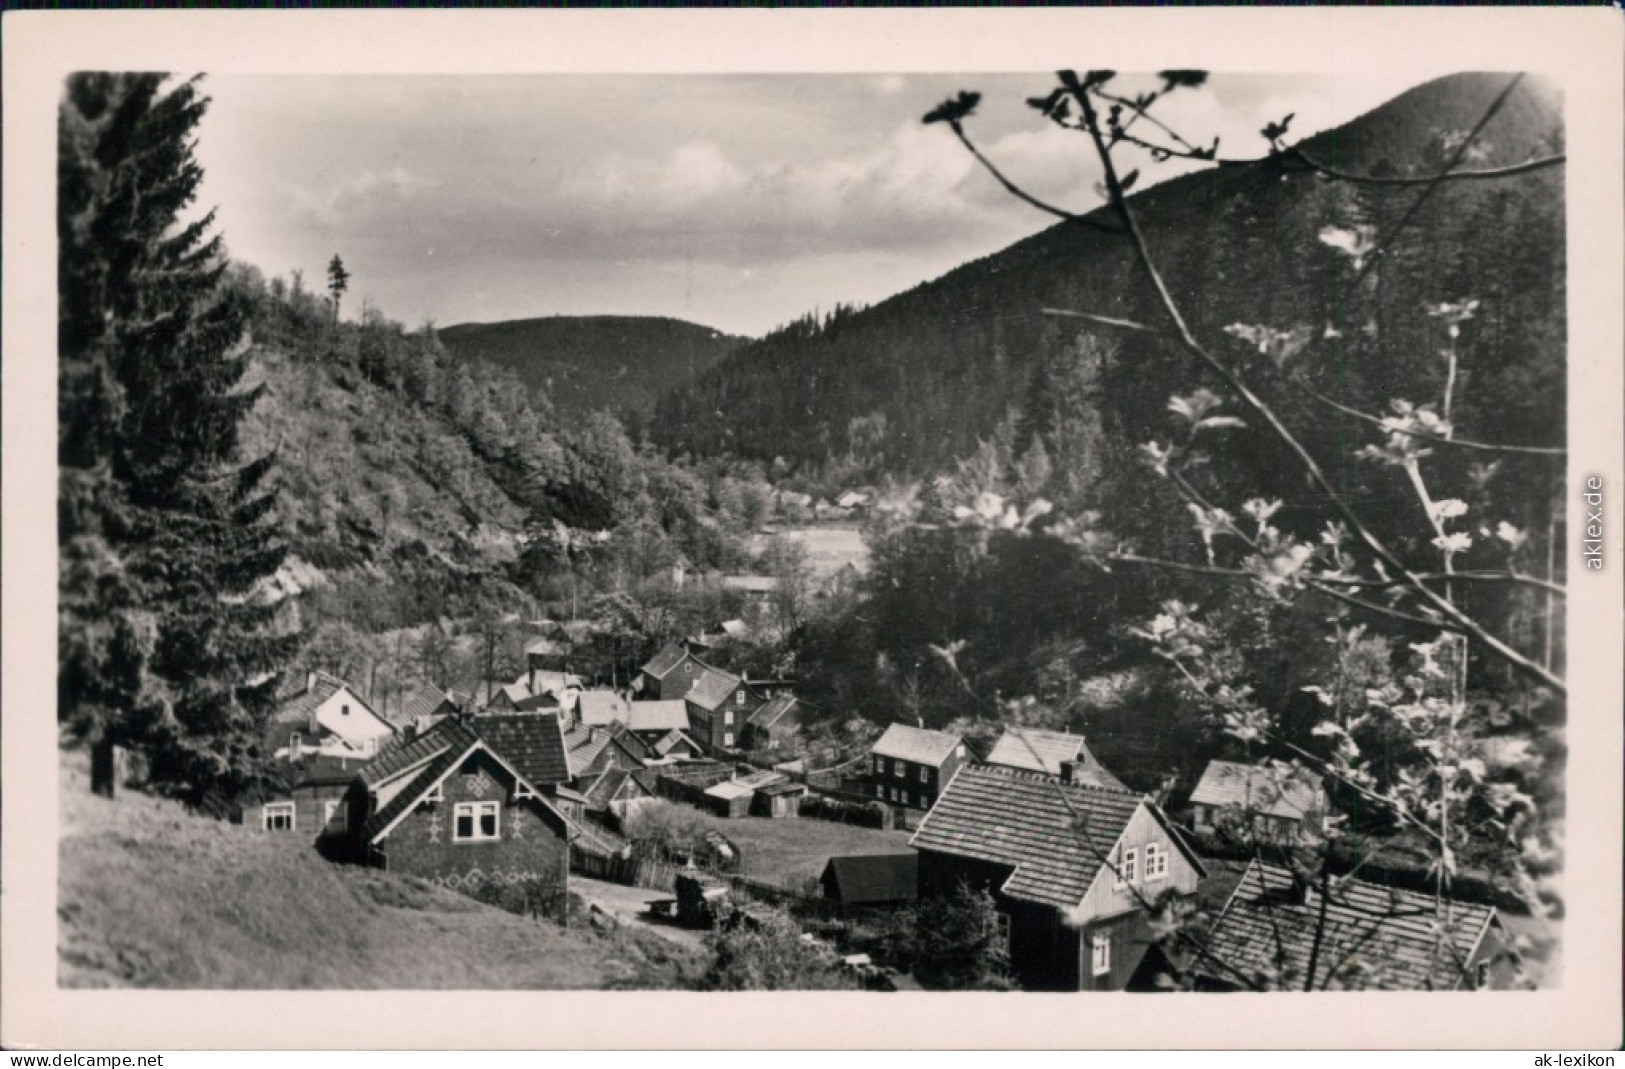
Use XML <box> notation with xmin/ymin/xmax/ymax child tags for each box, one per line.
<box><xmin>59</xmin><ymin>73</ymin><xmax>299</xmax><ymax>802</ymax></box>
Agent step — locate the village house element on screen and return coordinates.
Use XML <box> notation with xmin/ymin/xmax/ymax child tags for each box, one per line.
<box><xmin>1195</xmin><ymin>860</ymin><xmax>1512</xmax><ymax>990</ymax></box>
<box><xmin>682</xmin><ymin>665</ymin><xmax>760</xmax><ymax>753</ymax></box>
<box><xmin>645</xmin><ymin>727</ymin><xmax>705</xmax><ymax>762</ymax></box>
<box><xmin>387</xmin><ymin>681</ymin><xmax>460</xmax><ymax>738</ymax></box>
<box><xmin>524</xmin><ymin>635</ymin><xmax>573</xmax><ymax>675</ymax></box>
<box><xmin>740</xmin><ymin>693</ymin><xmax>809</xmax><ymax>752</ymax></box>
<box><xmin>910</xmin><ymin>764</ymin><xmax>1206</xmax><ymax>991</ymax></box>
<box><xmin>268</xmin><ymin>671</ymin><xmax>396</xmax><ymax>761</ymax></box>
<box><xmin>576</xmin><ymin>691</ymin><xmax>696</xmax><ymax>752</ymax></box>
<box><xmin>1188</xmin><ymin>759</ymin><xmax>1326</xmax><ymax>843</ymax></box>
<box><xmin>237</xmin><ymin>753</ymin><xmax>363</xmax><ymax>844</ymax></box>
<box><xmin>563</xmin><ymin>719</ymin><xmax>649</xmax><ymax>782</ymax></box>
<box><xmin>868</xmin><ymin>723</ymin><xmax>968</xmax><ymax>811</ymax></box>
<box><xmin>820</xmin><ymin>853</ymin><xmax>919</xmax><ymax>913</ymax></box>
<box><xmin>986</xmin><ymin>728</ymin><xmax>1127</xmax><ymax>790</ymax></box>
<box><xmin>636</xmin><ymin>642</ymin><xmax>705</xmax><ymax>701</ymax></box>
<box><xmin>337</xmin><ymin>715</ymin><xmax>579</xmax><ymax>910</ymax></box>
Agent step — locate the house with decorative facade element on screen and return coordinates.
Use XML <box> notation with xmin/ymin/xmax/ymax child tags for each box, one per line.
<box><xmin>909</xmin><ymin>763</ymin><xmax>1206</xmax><ymax>991</ymax></box>
<box><xmin>338</xmin><ymin>715</ymin><xmax>579</xmax><ymax>911</ymax></box>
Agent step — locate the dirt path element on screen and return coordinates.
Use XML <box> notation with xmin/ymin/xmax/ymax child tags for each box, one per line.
<box><xmin>572</xmin><ymin>875</ymin><xmax>709</xmax><ymax>951</ymax></box>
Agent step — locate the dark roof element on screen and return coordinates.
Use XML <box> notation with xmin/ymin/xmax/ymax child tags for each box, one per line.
<box><xmin>748</xmin><ymin>693</ymin><xmax>803</xmax><ymax>729</ymax></box>
<box><xmin>391</xmin><ymin>682</ymin><xmax>456</xmax><ymax>729</ymax></box>
<box><xmin>872</xmin><ymin>723</ymin><xmax>963</xmax><ymax>767</ymax></box>
<box><xmin>641</xmin><ymin>642</ymin><xmax>694</xmax><ymax>680</ymax></box>
<box><xmin>908</xmin><ymin>764</ymin><xmax>1143</xmax><ymax>910</ymax></box>
<box><xmin>822</xmin><ymin>853</ymin><xmax>919</xmax><ymax>905</ymax></box>
<box><xmin>1190</xmin><ymin>760</ymin><xmax>1321</xmax><ymax>820</ymax></box>
<box><xmin>1200</xmin><ymin>861</ymin><xmax>1498</xmax><ymax>990</ymax></box>
<box><xmin>362</xmin><ymin>740</ymin><xmax>475</xmax><ymax>842</ymax></box>
<box><xmin>468</xmin><ymin>712</ymin><xmax>573</xmax><ymax>786</ymax></box>
<box><xmin>684</xmin><ymin>666</ymin><xmax>743</xmax><ymax>711</ymax></box>
<box><xmin>358</xmin><ymin>719</ymin><xmax>475</xmax><ymax>787</ymax></box>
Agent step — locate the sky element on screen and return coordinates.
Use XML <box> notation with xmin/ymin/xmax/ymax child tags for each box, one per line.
<box><xmin>194</xmin><ymin>72</ymin><xmax>1438</xmax><ymax>338</ymax></box>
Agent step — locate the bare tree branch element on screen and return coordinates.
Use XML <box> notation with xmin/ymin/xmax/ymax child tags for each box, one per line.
<box><xmin>1294</xmin><ymin>380</ymin><xmax>1565</xmax><ymax>457</ymax></box>
<box><xmin>948</xmin><ymin>121</ymin><xmax>1124</xmax><ymax>234</ymax></box>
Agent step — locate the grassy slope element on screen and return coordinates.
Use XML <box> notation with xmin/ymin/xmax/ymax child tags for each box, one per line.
<box><xmin>58</xmin><ymin>756</ymin><xmax>701</xmax><ymax>989</ymax></box>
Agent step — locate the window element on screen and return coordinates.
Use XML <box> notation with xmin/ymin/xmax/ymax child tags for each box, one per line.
<box><xmin>1115</xmin><ymin>847</ymin><xmax>1138</xmax><ymax>887</ymax></box>
<box><xmin>1091</xmin><ymin>933</ymin><xmax>1111</xmax><ymax>977</ymax></box>
<box><xmin>875</xmin><ymin>784</ymin><xmax>885</xmax><ymax>799</ymax></box>
<box><xmin>893</xmin><ymin>761</ymin><xmax>905</xmax><ymax>780</ymax></box>
<box><xmin>1145</xmin><ymin>843</ymin><xmax>1168</xmax><ymax>881</ymax></box>
<box><xmin>1474</xmin><ymin>960</ymin><xmax>1491</xmax><ymax>989</ymax></box>
<box><xmin>724</xmin><ymin>732</ymin><xmax>734</xmax><ymax>748</ymax></box>
<box><xmin>735</xmin><ymin>691</ymin><xmax>745</xmax><ymax>706</ymax></box>
<box><xmin>874</xmin><ymin>757</ymin><xmax>884</xmax><ymax>774</ymax></box>
<box><xmin>723</xmin><ymin>710</ymin><xmax>733</xmax><ymax>726</ymax></box>
<box><xmin>919</xmin><ymin>766</ymin><xmax>929</xmax><ymax>783</ymax></box>
<box><xmin>341</xmin><ymin>703</ymin><xmax>350</xmax><ymax>716</ymax></box>
<box><xmin>263</xmin><ymin>802</ymin><xmax>295</xmax><ymax>832</ymax></box>
<box><xmin>454</xmin><ymin>801</ymin><xmax>500</xmax><ymax>842</ymax></box>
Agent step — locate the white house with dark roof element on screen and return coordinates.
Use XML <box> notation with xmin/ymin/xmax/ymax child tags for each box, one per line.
<box><xmin>269</xmin><ymin>671</ymin><xmax>395</xmax><ymax>761</ymax></box>
<box><xmin>1188</xmin><ymin>759</ymin><xmax>1325</xmax><ymax>843</ymax></box>
<box><xmin>985</xmin><ymin>728</ymin><xmax>1126</xmax><ymax>790</ymax></box>
<box><xmin>868</xmin><ymin>723</ymin><xmax>967</xmax><ymax>811</ymax></box>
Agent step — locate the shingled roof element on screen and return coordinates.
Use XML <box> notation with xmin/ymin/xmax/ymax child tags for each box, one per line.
<box><xmin>684</xmin><ymin>666</ymin><xmax>743</xmax><ymax>711</ymax></box>
<box><xmin>577</xmin><ymin>690</ymin><xmax>632</xmax><ymax>726</ymax></box>
<box><xmin>985</xmin><ymin>729</ymin><xmax>1126</xmax><ymax>789</ymax></box>
<box><xmin>1200</xmin><ymin>861</ymin><xmax>1500</xmax><ymax>990</ymax></box>
<box><xmin>909</xmin><ymin>764</ymin><xmax>1145</xmax><ymax>910</ymax></box>
<box><xmin>274</xmin><ymin>671</ymin><xmax>375</xmax><ymax>725</ymax></box>
<box><xmin>361</xmin><ymin>740</ymin><xmax>475</xmax><ymax>842</ymax></box>
<box><xmin>641</xmin><ymin>642</ymin><xmax>694</xmax><ymax>680</ymax></box>
<box><xmin>872</xmin><ymin>723</ymin><xmax>963</xmax><ymax>767</ymax></box>
<box><xmin>358</xmin><ymin>718</ymin><xmax>476</xmax><ymax>788</ymax></box>
<box><xmin>389</xmin><ymin>682</ymin><xmax>456</xmax><ymax>730</ymax></box>
<box><xmin>468</xmin><ymin>712</ymin><xmax>573</xmax><ymax>786</ymax></box>
<box><xmin>1189</xmin><ymin>760</ymin><xmax>1321</xmax><ymax>820</ymax></box>
<box><xmin>748</xmin><ymin>693</ymin><xmax>804</xmax><ymax>729</ymax></box>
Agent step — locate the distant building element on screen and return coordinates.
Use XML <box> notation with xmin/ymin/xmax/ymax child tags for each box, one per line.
<box><xmin>1188</xmin><ymin>760</ymin><xmax>1325</xmax><ymax>843</ymax></box>
<box><xmin>389</xmin><ymin>682</ymin><xmax>460</xmax><ymax>737</ymax></box>
<box><xmin>741</xmin><ymin>693</ymin><xmax>809</xmax><ymax>752</ymax></box>
<box><xmin>682</xmin><ymin>665</ymin><xmax>760</xmax><ymax>753</ymax></box>
<box><xmin>1196</xmin><ymin>860</ymin><xmax>1512</xmax><ymax>990</ymax></box>
<box><xmin>269</xmin><ymin>671</ymin><xmax>396</xmax><ymax>762</ymax></box>
<box><xmin>910</xmin><ymin>764</ymin><xmax>1205</xmax><ymax>991</ymax></box>
<box><xmin>868</xmin><ymin>723</ymin><xmax>968</xmax><ymax>811</ymax></box>
<box><xmin>985</xmin><ymin>728</ymin><xmax>1126</xmax><ymax>790</ymax></box>
<box><xmin>636</xmin><ymin>642</ymin><xmax>704</xmax><ymax>701</ymax></box>
<box><xmin>238</xmin><ymin>754</ymin><xmax>363</xmax><ymax>840</ymax></box>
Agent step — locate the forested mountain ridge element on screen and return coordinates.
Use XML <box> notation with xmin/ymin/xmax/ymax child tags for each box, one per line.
<box><xmin>439</xmin><ymin>315</ymin><xmax>750</xmax><ymax>426</ymax></box>
<box><xmin>648</xmin><ymin>73</ymin><xmax>1564</xmax><ymax>485</ymax></box>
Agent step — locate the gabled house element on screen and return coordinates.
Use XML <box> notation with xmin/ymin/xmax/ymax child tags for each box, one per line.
<box><xmin>646</xmin><ymin>728</ymin><xmax>704</xmax><ymax>762</ymax></box>
<box><xmin>821</xmin><ymin>853</ymin><xmax>919</xmax><ymax>912</ymax></box>
<box><xmin>563</xmin><ymin>719</ymin><xmax>648</xmax><ymax>782</ymax></box>
<box><xmin>1196</xmin><ymin>860</ymin><xmax>1511</xmax><ymax>990</ymax></box>
<box><xmin>869</xmin><ymin>723</ymin><xmax>967</xmax><ymax>811</ymax></box>
<box><xmin>986</xmin><ymin>728</ymin><xmax>1126</xmax><ymax>790</ymax></box>
<box><xmin>682</xmin><ymin>665</ymin><xmax>759</xmax><ymax>753</ymax></box>
<box><xmin>1188</xmin><ymin>759</ymin><xmax>1325</xmax><ymax>843</ymax></box>
<box><xmin>636</xmin><ymin>642</ymin><xmax>704</xmax><ymax>700</ymax></box>
<box><xmin>388</xmin><ymin>682</ymin><xmax>460</xmax><ymax>737</ymax></box>
<box><xmin>270</xmin><ymin>671</ymin><xmax>396</xmax><ymax>761</ymax></box>
<box><xmin>741</xmin><ymin>694</ymin><xmax>809</xmax><ymax>752</ymax></box>
<box><xmin>909</xmin><ymin>764</ymin><xmax>1206</xmax><ymax>991</ymax></box>
<box><xmin>339</xmin><ymin>716</ymin><xmax>578</xmax><ymax>909</ymax></box>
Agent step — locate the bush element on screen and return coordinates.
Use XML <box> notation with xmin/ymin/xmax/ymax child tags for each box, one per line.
<box><xmin>469</xmin><ymin>872</ymin><xmax>568</xmax><ymax>924</ymax></box>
